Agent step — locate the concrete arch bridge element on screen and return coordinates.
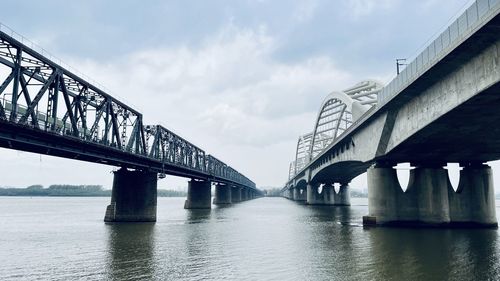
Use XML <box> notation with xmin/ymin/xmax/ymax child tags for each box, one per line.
<box><xmin>283</xmin><ymin>0</ymin><xmax>500</xmax><ymax>227</ymax></box>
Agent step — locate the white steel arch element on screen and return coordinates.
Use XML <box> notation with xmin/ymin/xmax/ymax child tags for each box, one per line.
<box><xmin>309</xmin><ymin>80</ymin><xmax>382</xmax><ymax>159</ymax></box>
<box><xmin>294</xmin><ymin>132</ymin><xmax>312</xmax><ymax>174</ymax></box>
<box><xmin>289</xmin><ymin>80</ymin><xmax>383</xmax><ymax>178</ymax></box>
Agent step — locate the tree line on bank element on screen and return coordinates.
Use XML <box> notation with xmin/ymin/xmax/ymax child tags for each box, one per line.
<box><xmin>0</xmin><ymin>185</ymin><xmax>187</xmax><ymax>197</ymax></box>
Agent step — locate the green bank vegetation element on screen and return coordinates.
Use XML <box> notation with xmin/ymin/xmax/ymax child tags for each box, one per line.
<box><xmin>0</xmin><ymin>185</ymin><xmax>186</xmax><ymax>197</ymax></box>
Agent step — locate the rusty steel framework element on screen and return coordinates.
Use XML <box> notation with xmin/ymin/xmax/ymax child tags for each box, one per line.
<box><xmin>288</xmin><ymin>80</ymin><xmax>383</xmax><ymax>180</ymax></box>
<box><xmin>0</xmin><ymin>30</ymin><xmax>256</xmax><ymax>190</ymax></box>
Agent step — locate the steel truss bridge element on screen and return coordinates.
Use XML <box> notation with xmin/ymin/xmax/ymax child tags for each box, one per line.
<box><xmin>0</xmin><ymin>29</ymin><xmax>256</xmax><ymax>190</ymax></box>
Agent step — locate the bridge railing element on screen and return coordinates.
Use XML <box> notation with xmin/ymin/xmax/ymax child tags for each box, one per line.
<box><xmin>0</xmin><ymin>28</ymin><xmax>256</xmax><ymax>189</ymax></box>
<box><xmin>378</xmin><ymin>0</ymin><xmax>500</xmax><ymax>105</ymax></box>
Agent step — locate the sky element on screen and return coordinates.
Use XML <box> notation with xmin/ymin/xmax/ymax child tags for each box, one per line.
<box><xmin>0</xmin><ymin>0</ymin><xmax>484</xmax><ymax>190</ymax></box>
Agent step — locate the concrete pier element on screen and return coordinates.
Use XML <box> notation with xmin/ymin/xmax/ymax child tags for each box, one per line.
<box><xmin>184</xmin><ymin>180</ymin><xmax>212</xmax><ymax>209</ymax></box>
<box><xmin>306</xmin><ymin>183</ymin><xmax>326</xmax><ymax>205</ymax></box>
<box><xmin>367</xmin><ymin>164</ymin><xmax>450</xmax><ymax>226</ymax></box>
<box><xmin>104</xmin><ymin>168</ymin><xmax>157</xmax><ymax>222</ymax></box>
<box><xmin>296</xmin><ymin>187</ymin><xmax>307</xmax><ymax>201</ymax></box>
<box><xmin>306</xmin><ymin>183</ymin><xmax>350</xmax><ymax>205</ymax></box>
<box><xmin>334</xmin><ymin>183</ymin><xmax>351</xmax><ymax>206</ymax></box>
<box><xmin>366</xmin><ymin>162</ymin><xmax>497</xmax><ymax>227</ymax></box>
<box><xmin>239</xmin><ymin>188</ymin><xmax>246</xmax><ymax>201</ymax></box>
<box><xmin>322</xmin><ymin>184</ymin><xmax>334</xmax><ymax>204</ymax></box>
<box><xmin>366</xmin><ymin>164</ymin><xmax>402</xmax><ymax>223</ymax></box>
<box><xmin>213</xmin><ymin>184</ymin><xmax>232</xmax><ymax>205</ymax></box>
<box><xmin>292</xmin><ymin>188</ymin><xmax>299</xmax><ymax>201</ymax></box>
<box><xmin>448</xmin><ymin>163</ymin><xmax>497</xmax><ymax>227</ymax></box>
<box><xmin>232</xmin><ymin>186</ymin><xmax>242</xmax><ymax>203</ymax></box>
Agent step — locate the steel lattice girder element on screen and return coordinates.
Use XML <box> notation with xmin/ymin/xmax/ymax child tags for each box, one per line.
<box><xmin>0</xmin><ymin>30</ymin><xmax>256</xmax><ymax>190</ymax></box>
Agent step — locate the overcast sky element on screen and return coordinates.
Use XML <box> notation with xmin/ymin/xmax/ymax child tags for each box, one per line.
<box><xmin>0</xmin><ymin>0</ymin><xmax>483</xmax><ymax>190</ymax></box>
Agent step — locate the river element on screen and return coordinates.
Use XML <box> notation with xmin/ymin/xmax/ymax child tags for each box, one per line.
<box><xmin>1</xmin><ymin>196</ymin><xmax>499</xmax><ymax>280</ymax></box>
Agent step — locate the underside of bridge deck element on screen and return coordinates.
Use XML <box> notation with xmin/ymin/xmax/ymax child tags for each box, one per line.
<box><xmin>381</xmin><ymin>81</ymin><xmax>500</xmax><ymax>164</ymax></box>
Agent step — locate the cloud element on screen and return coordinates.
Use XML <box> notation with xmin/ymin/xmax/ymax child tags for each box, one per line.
<box><xmin>292</xmin><ymin>0</ymin><xmax>319</xmax><ymax>23</ymax></box>
<box><xmin>52</xmin><ymin>23</ymin><xmax>358</xmax><ymax>186</ymax></box>
<box><xmin>346</xmin><ymin>0</ymin><xmax>396</xmax><ymax>19</ymax></box>
<box><xmin>0</xmin><ymin>0</ymin><xmax>491</xmax><ymax>188</ymax></box>
<box><xmin>64</xmin><ymin>24</ymin><xmax>354</xmax><ymax>148</ymax></box>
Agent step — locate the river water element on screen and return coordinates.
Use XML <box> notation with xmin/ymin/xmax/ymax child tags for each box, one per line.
<box><xmin>1</xmin><ymin>196</ymin><xmax>499</xmax><ymax>281</ymax></box>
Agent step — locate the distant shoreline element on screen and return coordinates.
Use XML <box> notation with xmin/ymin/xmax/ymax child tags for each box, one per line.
<box><xmin>0</xmin><ymin>185</ymin><xmax>187</xmax><ymax>197</ymax></box>
<box><xmin>0</xmin><ymin>193</ymin><xmax>186</xmax><ymax>197</ymax></box>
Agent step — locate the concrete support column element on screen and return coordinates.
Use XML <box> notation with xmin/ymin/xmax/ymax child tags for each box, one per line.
<box><xmin>239</xmin><ymin>188</ymin><xmax>245</xmax><ymax>201</ymax></box>
<box><xmin>232</xmin><ymin>186</ymin><xmax>242</xmax><ymax>203</ymax></box>
<box><xmin>367</xmin><ymin>164</ymin><xmax>447</xmax><ymax>224</ymax></box>
<box><xmin>306</xmin><ymin>183</ymin><xmax>314</xmax><ymax>203</ymax></box>
<box><xmin>292</xmin><ymin>188</ymin><xmax>299</xmax><ymax>201</ymax></box>
<box><xmin>448</xmin><ymin>163</ymin><xmax>497</xmax><ymax>226</ymax></box>
<box><xmin>366</xmin><ymin>163</ymin><xmax>450</xmax><ymax>226</ymax></box>
<box><xmin>297</xmin><ymin>188</ymin><xmax>307</xmax><ymax>201</ymax></box>
<box><xmin>323</xmin><ymin>184</ymin><xmax>334</xmax><ymax>205</ymax></box>
<box><xmin>213</xmin><ymin>184</ymin><xmax>232</xmax><ymax>205</ymax></box>
<box><xmin>366</xmin><ymin>164</ymin><xmax>399</xmax><ymax>224</ymax></box>
<box><xmin>334</xmin><ymin>183</ymin><xmax>351</xmax><ymax>206</ymax></box>
<box><xmin>104</xmin><ymin>168</ymin><xmax>157</xmax><ymax>222</ymax></box>
<box><xmin>184</xmin><ymin>180</ymin><xmax>212</xmax><ymax>209</ymax></box>
<box><xmin>412</xmin><ymin>166</ymin><xmax>450</xmax><ymax>224</ymax></box>
<box><xmin>306</xmin><ymin>183</ymin><xmax>325</xmax><ymax>205</ymax></box>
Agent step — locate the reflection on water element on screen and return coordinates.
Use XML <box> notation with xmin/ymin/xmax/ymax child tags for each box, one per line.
<box><xmin>365</xmin><ymin>228</ymin><xmax>499</xmax><ymax>280</ymax></box>
<box><xmin>106</xmin><ymin>223</ymin><xmax>156</xmax><ymax>280</ymax></box>
<box><xmin>183</xmin><ymin>209</ymin><xmax>214</xmax><ymax>275</ymax></box>
<box><xmin>185</xmin><ymin>209</ymin><xmax>212</xmax><ymax>224</ymax></box>
<box><xmin>2</xmin><ymin>197</ymin><xmax>500</xmax><ymax>281</ymax></box>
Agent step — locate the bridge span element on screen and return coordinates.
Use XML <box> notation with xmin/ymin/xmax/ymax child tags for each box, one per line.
<box><xmin>283</xmin><ymin>0</ymin><xmax>500</xmax><ymax>227</ymax></box>
<box><xmin>0</xmin><ymin>25</ymin><xmax>262</xmax><ymax>222</ymax></box>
